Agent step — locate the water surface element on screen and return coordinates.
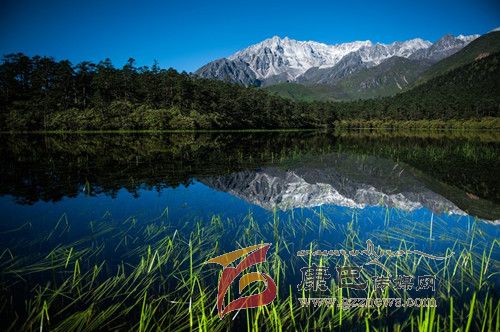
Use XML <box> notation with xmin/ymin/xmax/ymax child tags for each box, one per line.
<box><xmin>0</xmin><ymin>131</ymin><xmax>499</xmax><ymax>329</ymax></box>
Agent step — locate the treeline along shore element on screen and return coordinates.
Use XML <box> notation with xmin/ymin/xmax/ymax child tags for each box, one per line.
<box><xmin>1</xmin><ymin>53</ymin><xmax>499</xmax><ymax>131</ymax></box>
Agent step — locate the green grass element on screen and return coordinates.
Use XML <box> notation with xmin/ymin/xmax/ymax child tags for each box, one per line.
<box><xmin>0</xmin><ymin>204</ymin><xmax>498</xmax><ymax>331</ymax></box>
<box><xmin>334</xmin><ymin>118</ymin><xmax>500</xmax><ymax>131</ymax></box>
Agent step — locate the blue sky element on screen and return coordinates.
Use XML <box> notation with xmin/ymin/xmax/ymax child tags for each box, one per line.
<box><xmin>1</xmin><ymin>0</ymin><xmax>499</xmax><ymax>72</ymax></box>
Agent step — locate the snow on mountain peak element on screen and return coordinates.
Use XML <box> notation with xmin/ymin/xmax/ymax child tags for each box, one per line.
<box><xmin>197</xmin><ymin>31</ymin><xmax>488</xmax><ymax>86</ymax></box>
<box><xmin>227</xmin><ymin>35</ymin><xmax>431</xmax><ymax>79</ymax></box>
<box><xmin>399</xmin><ymin>38</ymin><xmax>433</xmax><ymax>49</ymax></box>
<box><xmin>456</xmin><ymin>34</ymin><xmax>480</xmax><ymax>42</ymax></box>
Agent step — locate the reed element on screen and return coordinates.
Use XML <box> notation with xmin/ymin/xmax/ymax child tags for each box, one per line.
<box><xmin>0</xmin><ymin>203</ymin><xmax>498</xmax><ymax>331</ymax></box>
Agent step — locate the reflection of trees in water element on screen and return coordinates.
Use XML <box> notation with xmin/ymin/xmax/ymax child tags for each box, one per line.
<box><xmin>0</xmin><ymin>132</ymin><xmax>498</xmax><ymax>210</ymax></box>
<box><xmin>0</xmin><ymin>132</ymin><xmax>335</xmax><ymax>204</ymax></box>
<box><xmin>337</xmin><ymin>134</ymin><xmax>500</xmax><ymax>205</ymax></box>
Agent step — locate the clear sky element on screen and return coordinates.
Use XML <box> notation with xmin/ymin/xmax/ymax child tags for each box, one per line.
<box><xmin>1</xmin><ymin>0</ymin><xmax>499</xmax><ymax>72</ymax></box>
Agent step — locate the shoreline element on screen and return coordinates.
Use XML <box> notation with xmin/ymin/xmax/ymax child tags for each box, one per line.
<box><xmin>1</xmin><ymin>121</ymin><xmax>500</xmax><ymax>134</ymax></box>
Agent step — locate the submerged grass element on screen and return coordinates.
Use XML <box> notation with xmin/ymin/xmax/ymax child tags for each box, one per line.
<box><xmin>0</xmin><ymin>204</ymin><xmax>498</xmax><ymax>331</ymax></box>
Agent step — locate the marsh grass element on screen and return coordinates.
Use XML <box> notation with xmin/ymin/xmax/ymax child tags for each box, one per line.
<box><xmin>0</xmin><ymin>204</ymin><xmax>498</xmax><ymax>331</ymax></box>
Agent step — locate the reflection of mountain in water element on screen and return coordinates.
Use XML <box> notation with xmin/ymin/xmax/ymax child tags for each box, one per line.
<box><xmin>1</xmin><ymin>133</ymin><xmax>499</xmax><ymax>222</ymax></box>
<box><xmin>201</xmin><ymin>153</ymin><xmax>497</xmax><ymax>222</ymax></box>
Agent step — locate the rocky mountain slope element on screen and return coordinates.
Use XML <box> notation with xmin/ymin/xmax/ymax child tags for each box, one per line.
<box><xmin>416</xmin><ymin>31</ymin><xmax>500</xmax><ymax>84</ymax></box>
<box><xmin>264</xmin><ymin>31</ymin><xmax>500</xmax><ymax>101</ymax></box>
<box><xmin>195</xmin><ymin>33</ymin><xmax>480</xmax><ymax>88</ymax></box>
<box><xmin>327</xmin><ymin>56</ymin><xmax>433</xmax><ymax>99</ymax></box>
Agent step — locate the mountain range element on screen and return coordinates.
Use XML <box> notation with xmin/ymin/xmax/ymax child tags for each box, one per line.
<box><xmin>196</xmin><ymin>29</ymin><xmax>500</xmax><ymax>101</ymax></box>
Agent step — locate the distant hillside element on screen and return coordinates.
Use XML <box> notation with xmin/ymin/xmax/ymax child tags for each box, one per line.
<box><xmin>265</xmin><ymin>57</ymin><xmax>432</xmax><ymax>101</ymax></box>
<box><xmin>336</xmin><ymin>52</ymin><xmax>500</xmax><ymax>120</ymax></box>
<box><xmin>333</xmin><ymin>57</ymin><xmax>432</xmax><ymax>99</ymax></box>
<box><xmin>263</xmin><ymin>83</ymin><xmax>337</xmax><ymax>102</ymax></box>
<box><xmin>263</xmin><ymin>32</ymin><xmax>500</xmax><ymax>102</ymax></box>
<box><xmin>266</xmin><ymin>52</ymin><xmax>500</xmax><ymax>120</ymax></box>
<box><xmin>416</xmin><ymin>31</ymin><xmax>500</xmax><ymax>84</ymax></box>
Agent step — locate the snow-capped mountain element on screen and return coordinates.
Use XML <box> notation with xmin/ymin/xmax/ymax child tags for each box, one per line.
<box><xmin>357</xmin><ymin>38</ymin><xmax>432</xmax><ymax>64</ymax></box>
<box><xmin>195</xmin><ymin>33</ymin><xmax>479</xmax><ymax>86</ymax></box>
<box><xmin>194</xmin><ymin>58</ymin><xmax>259</xmax><ymax>86</ymax></box>
<box><xmin>296</xmin><ymin>52</ymin><xmax>369</xmax><ymax>85</ymax></box>
<box><xmin>227</xmin><ymin>36</ymin><xmax>373</xmax><ymax>80</ymax></box>
<box><xmin>410</xmin><ymin>34</ymin><xmax>480</xmax><ymax>61</ymax></box>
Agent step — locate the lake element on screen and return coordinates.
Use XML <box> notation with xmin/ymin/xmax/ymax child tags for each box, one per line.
<box><xmin>0</xmin><ymin>131</ymin><xmax>499</xmax><ymax>331</ymax></box>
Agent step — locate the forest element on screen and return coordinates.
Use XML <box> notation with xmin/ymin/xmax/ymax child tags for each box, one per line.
<box><xmin>0</xmin><ymin>52</ymin><xmax>499</xmax><ymax>131</ymax></box>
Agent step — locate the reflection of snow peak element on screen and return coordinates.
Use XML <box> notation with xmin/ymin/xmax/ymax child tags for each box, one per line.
<box><xmin>222</xmin><ymin>171</ymin><xmax>463</xmax><ymax>214</ymax></box>
<box><xmin>201</xmin><ymin>153</ymin><xmax>469</xmax><ymax>217</ymax></box>
<box><xmin>250</xmin><ymin>172</ymin><xmax>362</xmax><ymax>210</ymax></box>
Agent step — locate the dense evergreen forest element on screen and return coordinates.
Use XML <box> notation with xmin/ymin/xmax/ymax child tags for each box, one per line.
<box><xmin>0</xmin><ymin>52</ymin><xmax>499</xmax><ymax>131</ymax></box>
<box><xmin>335</xmin><ymin>52</ymin><xmax>500</xmax><ymax>121</ymax></box>
<box><xmin>0</xmin><ymin>53</ymin><xmax>336</xmax><ymax>130</ymax></box>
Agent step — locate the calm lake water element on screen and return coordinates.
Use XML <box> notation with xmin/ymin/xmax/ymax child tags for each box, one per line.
<box><xmin>0</xmin><ymin>131</ymin><xmax>499</xmax><ymax>330</ymax></box>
